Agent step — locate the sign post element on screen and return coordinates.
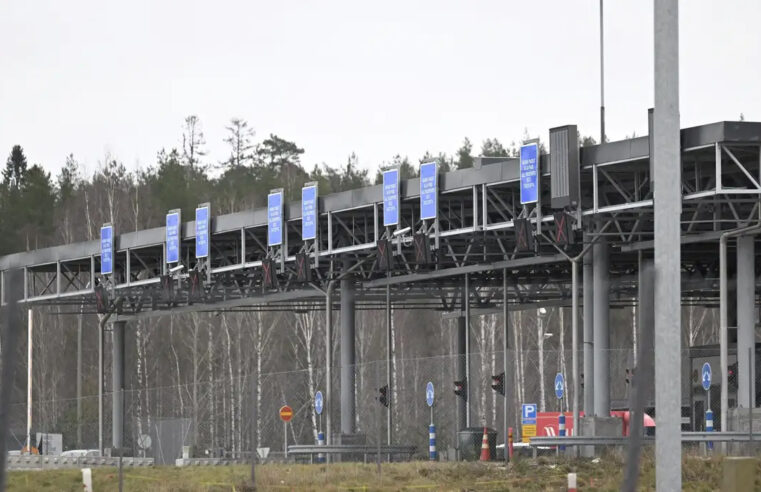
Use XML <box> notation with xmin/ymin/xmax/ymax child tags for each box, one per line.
<box><xmin>521</xmin><ymin>403</ymin><xmax>537</xmax><ymax>443</ymax></box>
<box><xmin>702</xmin><ymin>362</ymin><xmax>713</xmax><ymax>450</ymax></box>
<box><xmin>425</xmin><ymin>382</ymin><xmax>435</xmax><ymax>461</ymax></box>
<box><xmin>314</xmin><ymin>391</ymin><xmax>324</xmax><ymax>463</ymax></box>
<box><xmin>165</xmin><ymin>210</ymin><xmax>181</xmax><ymax>265</ymax></box>
<box><xmin>279</xmin><ymin>405</ymin><xmax>293</xmax><ymax>459</ymax></box>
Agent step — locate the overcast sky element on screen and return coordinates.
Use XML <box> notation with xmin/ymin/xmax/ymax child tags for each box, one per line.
<box><xmin>0</xmin><ymin>1</ymin><xmax>758</xmax><ymax>177</ymax></box>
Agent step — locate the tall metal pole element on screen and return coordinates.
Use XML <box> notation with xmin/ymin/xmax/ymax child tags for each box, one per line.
<box><xmin>593</xmin><ymin>236</ymin><xmax>610</xmax><ymax>416</ymax></box>
<box><xmin>76</xmin><ymin>310</ymin><xmax>83</xmax><ymax>448</ymax></box>
<box><xmin>583</xmin><ymin>233</ymin><xmax>594</xmax><ymax>419</ymax></box>
<box><xmin>98</xmin><ymin>318</ymin><xmax>103</xmax><ymax>454</ymax></box>
<box><xmin>386</xmin><ymin>283</ymin><xmax>392</xmax><ymax>445</ymax></box>
<box><xmin>653</xmin><ymin>0</ymin><xmax>682</xmax><ymax>488</ymax></box>
<box><xmin>26</xmin><ymin>309</ymin><xmax>32</xmax><ymax>454</ymax></box>
<box><xmin>340</xmin><ymin>264</ymin><xmax>356</xmax><ymax>436</ymax></box>
<box><xmin>464</xmin><ymin>274</ymin><xmax>471</xmax><ymax>427</ymax></box>
<box><xmin>599</xmin><ymin>0</ymin><xmax>606</xmax><ymax>143</ymax></box>
<box><xmin>112</xmin><ymin>321</ymin><xmax>125</xmax><ymax>450</ymax></box>
<box><xmin>325</xmin><ymin>289</ymin><xmax>333</xmax><ymax>446</ymax></box>
<box><xmin>502</xmin><ymin>269</ymin><xmax>510</xmax><ymax>464</ymax></box>
<box><xmin>571</xmin><ymin>259</ymin><xmax>579</xmax><ymax>449</ymax></box>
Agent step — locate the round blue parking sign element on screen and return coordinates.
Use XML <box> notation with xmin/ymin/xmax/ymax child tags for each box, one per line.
<box><xmin>425</xmin><ymin>382</ymin><xmax>435</xmax><ymax>407</ymax></box>
<box><xmin>555</xmin><ymin>373</ymin><xmax>564</xmax><ymax>399</ymax></box>
<box><xmin>314</xmin><ymin>391</ymin><xmax>323</xmax><ymax>415</ymax></box>
<box><xmin>701</xmin><ymin>363</ymin><xmax>712</xmax><ymax>391</ymax></box>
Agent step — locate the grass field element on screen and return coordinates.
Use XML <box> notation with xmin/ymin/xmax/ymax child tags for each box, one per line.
<box><xmin>4</xmin><ymin>454</ymin><xmax>755</xmax><ymax>491</ymax></box>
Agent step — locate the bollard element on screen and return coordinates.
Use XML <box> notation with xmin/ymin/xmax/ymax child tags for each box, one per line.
<box><xmin>567</xmin><ymin>472</ymin><xmax>577</xmax><ymax>492</ymax></box>
<box><xmin>428</xmin><ymin>424</ymin><xmax>437</xmax><ymax>461</ymax></box>
<box><xmin>558</xmin><ymin>414</ymin><xmax>566</xmax><ymax>452</ymax></box>
<box><xmin>508</xmin><ymin>427</ymin><xmax>514</xmax><ymax>460</ymax></box>
<box><xmin>317</xmin><ymin>431</ymin><xmax>325</xmax><ymax>463</ymax></box>
<box><xmin>81</xmin><ymin>468</ymin><xmax>93</xmax><ymax>492</ymax></box>
<box><xmin>706</xmin><ymin>409</ymin><xmax>713</xmax><ymax>452</ymax></box>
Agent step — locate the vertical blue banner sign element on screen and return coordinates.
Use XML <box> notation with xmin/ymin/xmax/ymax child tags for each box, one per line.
<box><xmin>302</xmin><ymin>184</ymin><xmax>317</xmax><ymax>241</ymax></box>
<box><xmin>195</xmin><ymin>204</ymin><xmax>210</xmax><ymax>259</ymax></box>
<box><xmin>520</xmin><ymin>143</ymin><xmax>540</xmax><ymax>204</ymax></box>
<box><xmin>383</xmin><ymin>168</ymin><xmax>400</xmax><ymax>227</ymax></box>
<box><xmin>100</xmin><ymin>224</ymin><xmax>113</xmax><ymax>275</ymax></box>
<box><xmin>268</xmin><ymin>190</ymin><xmax>284</xmax><ymax>247</ymax></box>
<box><xmin>166</xmin><ymin>210</ymin><xmax>181</xmax><ymax>264</ymax></box>
<box><xmin>419</xmin><ymin>162</ymin><xmax>437</xmax><ymax>221</ymax></box>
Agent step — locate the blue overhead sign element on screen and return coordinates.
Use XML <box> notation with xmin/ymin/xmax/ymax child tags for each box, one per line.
<box><xmin>383</xmin><ymin>168</ymin><xmax>400</xmax><ymax>227</ymax></box>
<box><xmin>166</xmin><ymin>210</ymin><xmax>181</xmax><ymax>264</ymax></box>
<box><xmin>302</xmin><ymin>184</ymin><xmax>317</xmax><ymax>241</ymax></box>
<box><xmin>520</xmin><ymin>143</ymin><xmax>540</xmax><ymax>204</ymax></box>
<box><xmin>314</xmin><ymin>390</ymin><xmax>324</xmax><ymax>415</ymax></box>
<box><xmin>555</xmin><ymin>373</ymin><xmax>565</xmax><ymax>399</ymax></box>
<box><xmin>426</xmin><ymin>381</ymin><xmax>435</xmax><ymax>407</ymax></box>
<box><xmin>419</xmin><ymin>162</ymin><xmax>437</xmax><ymax>221</ymax></box>
<box><xmin>100</xmin><ymin>224</ymin><xmax>113</xmax><ymax>275</ymax></box>
<box><xmin>521</xmin><ymin>403</ymin><xmax>537</xmax><ymax>425</ymax></box>
<box><xmin>195</xmin><ymin>204</ymin><xmax>209</xmax><ymax>259</ymax></box>
<box><xmin>268</xmin><ymin>190</ymin><xmax>284</xmax><ymax>247</ymax></box>
<box><xmin>702</xmin><ymin>362</ymin><xmax>712</xmax><ymax>391</ymax></box>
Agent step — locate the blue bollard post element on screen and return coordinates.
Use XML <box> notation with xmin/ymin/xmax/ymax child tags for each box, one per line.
<box><xmin>429</xmin><ymin>424</ymin><xmax>437</xmax><ymax>461</ymax></box>
<box><xmin>317</xmin><ymin>431</ymin><xmax>325</xmax><ymax>463</ymax></box>
<box><xmin>706</xmin><ymin>409</ymin><xmax>713</xmax><ymax>451</ymax></box>
<box><xmin>558</xmin><ymin>414</ymin><xmax>566</xmax><ymax>452</ymax></box>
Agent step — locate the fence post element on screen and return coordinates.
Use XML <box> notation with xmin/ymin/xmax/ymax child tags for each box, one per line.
<box><xmin>508</xmin><ymin>427</ymin><xmax>514</xmax><ymax>460</ymax></box>
<box><xmin>706</xmin><ymin>409</ymin><xmax>713</xmax><ymax>452</ymax></box>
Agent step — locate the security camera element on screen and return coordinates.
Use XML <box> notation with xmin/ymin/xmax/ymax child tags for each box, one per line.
<box><xmin>393</xmin><ymin>227</ymin><xmax>411</xmax><ymax>237</ymax></box>
<box><xmin>169</xmin><ymin>264</ymin><xmax>185</xmax><ymax>274</ymax></box>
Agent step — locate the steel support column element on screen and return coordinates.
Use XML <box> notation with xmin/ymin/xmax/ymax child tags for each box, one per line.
<box><xmin>340</xmin><ymin>265</ymin><xmax>356</xmax><ymax>435</ymax></box>
<box><xmin>737</xmin><ymin>236</ymin><xmax>755</xmax><ymax>409</ymax></box>
<box><xmin>464</xmin><ymin>274</ymin><xmax>471</xmax><ymax>427</ymax></box>
<box><xmin>111</xmin><ymin>320</ymin><xmax>125</xmax><ymax>450</ymax></box>
<box><xmin>583</xmin><ymin>234</ymin><xmax>594</xmax><ymax>418</ymax></box>
<box><xmin>654</xmin><ymin>0</ymin><xmax>682</xmax><ymax>488</ymax></box>
<box><xmin>456</xmin><ymin>311</ymin><xmax>467</xmax><ymax>435</ymax></box>
<box><xmin>502</xmin><ymin>268</ymin><xmax>510</xmax><ymax>464</ymax></box>
<box><xmin>386</xmin><ymin>283</ymin><xmax>392</xmax><ymax>446</ymax></box>
<box><xmin>593</xmin><ymin>237</ymin><xmax>609</xmax><ymax>417</ymax></box>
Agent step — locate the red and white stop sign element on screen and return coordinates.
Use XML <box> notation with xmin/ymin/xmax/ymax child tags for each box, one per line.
<box><xmin>279</xmin><ymin>405</ymin><xmax>293</xmax><ymax>422</ymax></box>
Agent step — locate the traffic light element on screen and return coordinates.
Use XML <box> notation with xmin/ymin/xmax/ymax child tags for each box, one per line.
<box><xmin>188</xmin><ymin>270</ymin><xmax>202</xmax><ymax>304</ymax></box>
<box><xmin>728</xmin><ymin>363</ymin><xmax>738</xmax><ymax>390</ymax></box>
<box><xmin>514</xmin><ymin>218</ymin><xmax>535</xmax><ymax>252</ymax></box>
<box><xmin>295</xmin><ymin>253</ymin><xmax>311</xmax><ymax>283</ymax></box>
<box><xmin>553</xmin><ymin>211</ymin><xmax>574</xmax><ymax>246</ymax></box>
<box><xmin>378</xmin><ymin>385</ymin><xmax>389</xmax><ymax>407</ymax></box>
<box><xmin>454</xmin><ymin>379</ymin><xmax>467</xmax><ymax>400</ymax></box>
<box><xmin>94</xmin><ymin>284</ymin><xmax>109</xmax><ymax>314</ymax></box>
<box><xmin>262</xmin><ymin>258</ymin><xmax>277</xmax><ymax>290</ymax></box>
<box><xmin>413</xmin><ymin>233</ymin><xmax>431</xmax><ymax>265</ymax></box>
<box><xmin>377</xmin><ymin>239</ymin><xmax>393</xmax><ymax>271</ymax></box>
<box><xmin>491</xmin><ymin>372</ymin><xmax>505</xmax><ymax>395</ymax></box>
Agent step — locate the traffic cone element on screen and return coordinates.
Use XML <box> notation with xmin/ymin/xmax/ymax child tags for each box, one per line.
<box><xmin>479</xmin><ymin>427</ymin><xmax>490</xmax><ymax>461</ymax></box>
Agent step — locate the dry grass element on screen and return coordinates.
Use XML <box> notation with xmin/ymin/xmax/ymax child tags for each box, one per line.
<box><xmin>4</xmin><ymin>454</ymin><xmax>756</xmax><ymax>491</ymax></box>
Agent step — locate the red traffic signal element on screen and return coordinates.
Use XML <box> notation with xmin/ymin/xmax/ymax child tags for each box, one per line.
<box><xmin>378</xmin><ymin>384</ymin><xmax>389</xmax><ymax>407</ymax></box>
<box><xmin>491</xmin><ymin>372</ymin><xmax>505</xmax><ymax>395</ymax></box>
<box><xmin>454</xmin><ymin>379</ymin><xmax>467</xmax><ymax>400</ymax></box>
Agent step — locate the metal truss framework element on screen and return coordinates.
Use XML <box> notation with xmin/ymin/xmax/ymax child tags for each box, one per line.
<box><xmin>2</xmin><ymin>121</ymin><xmax>761</xmax><ymax>318</ymax></box>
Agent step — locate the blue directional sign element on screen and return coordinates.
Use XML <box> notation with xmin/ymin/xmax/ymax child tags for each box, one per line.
<box><xmin>195</xmin><ymin>204</ymin><xmax>210</xmax><ymax>259</ymax></box>
<box><xmin>166</xmin><ymin>210</ymin><xmax>181</xmax><ymax>264</ymax></box>
<box><xmin>521</xmin><ymin>403</ymin><xmax>537</xmax><ymax>425</ymax></box>
<box><xmin>100</xmin><ymin>224</ymin><xmax>113</xmax><ymax>275</ymax></box>
<box><xmin>426</xmin><ymin>381</ymin><xmax>435</xmax><ymax>407</ymax></box>
<box><xmin>302</xmin><ymin>184</ymin><xmax>317</xmax><ymax>241</ymax></box>
<box><xmin>314</xmin><ymin>390</ymin><xmax>324</xmax><ymax>415</ymax></box>
<box><xmin>520</xmin><ymin>143</ymin><xmax>540</xmax><ymax>204</ymax></box>
<box><xmin>419</xmin><ymin>162</ymin><xmax>437</xmax><ymax>221</ymax></box>
<box><xmin>383</xmin><ymin>168</ymin><xmax>400</xmax><ymax>227</ymax></box>
<box><xmin>702</xmin><ymin>362</ymin><xmax>712</xmax><ymax>391</ymax></box>
<box><xmin>268</xmin><ymin>190</ymin><xmax>284</xmax><ymax>247</ymax></box>
<box><xmin>555</xmin><ymin>373</ymin><xmax>565</xmax><ymax>399</ymax></box>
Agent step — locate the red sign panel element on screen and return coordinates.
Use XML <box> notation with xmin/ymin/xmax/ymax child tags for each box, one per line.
<box><xmin>279</xmin><ymin>405</ymin><xmax>293</xmax><ymax>422</ymax></box>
